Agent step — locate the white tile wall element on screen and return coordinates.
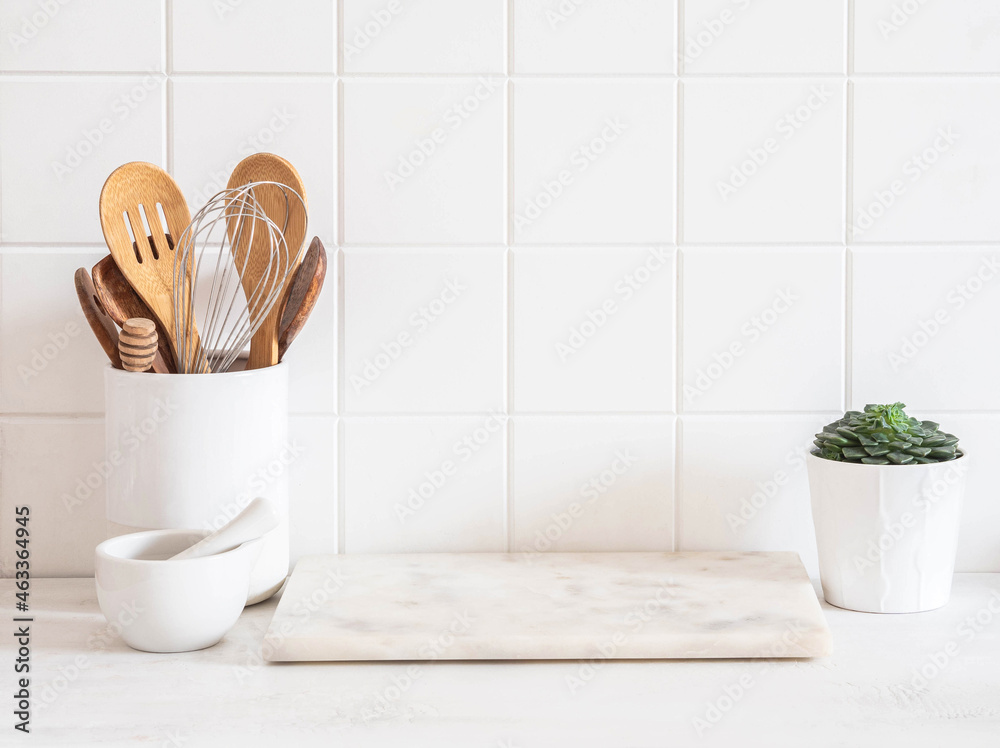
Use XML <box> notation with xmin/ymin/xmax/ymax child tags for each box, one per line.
<box><xmin>343</xmin><ymin>78</ymin><xmax>505</xmax><ymax>244</ymax></box>
<box><xmin>682</xmin><ymin>79</ymin><xmax>845</xmax><ymax>244</ymax></box>
<box><xmin>2</xmin><ymin>2</ymin><xmax>999</xmax><ymax>576</ymax></box>
<box><xmin>852</xmin><ymin>248</ymin><xmax>1000</xmax><ymax>411</ymax></box>
<box><xmin>852</xmin><ymin>79</ymin><xmax>1000</xmax><ymax>243</ymax></box>
<box><xmin>683</xmin><ymin>0</ymin><xmax>847</xmax><ymax>74</ymax></box>
<box><xmin>853</xmin><ymin>0</ymin><xmax>1000</xmax><ymax>73</ymax></box>
<box><xmin>344</xmin><ymin>0</ymin><xmax>504</xmax><ymax>74</ymax></box>
<box><xmin>343</xmin><ymin>416</ymin><xmax>506</xmax><ymax>552</ymax></box>
<box><xmin>512</xmin><ymin>416</ymin><xmax>675</xmax><ymax>552</ymax></box>
<box><xmin>344</xmin><ymin>247</ymin><xmax>505</xmax><ymax>413</ymax></box>
<box><xmin>679</xmin><ymin>415</ymin><xmax>833</xmax><ymax>577</ymax></box>
<box><xmin>682</xmin><ymin>248</ymin><xmax>845</xmax><ymax>412</ymax></box>
<box><xmin>0</xmin><ymin>77</ymin><xmax>165</xmax><ymax>243</ymax></box>
<box><xmin>513</xmin><ymin>0</ymin><xmax>676</xmax><ymax>74</ymax></box>
<box><xmin>513</xmin><ymin>79</ymin><xmax>675</xmax><ymax>244</ymax></box>
<box><xmin>512</xmin><ymin>246</ymin><xmax>675</xmax><ymax>412</ymax></box>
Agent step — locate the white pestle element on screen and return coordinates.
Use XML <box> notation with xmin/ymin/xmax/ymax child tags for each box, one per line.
<box><xmin>169</xmin><ymin>498</ymin><xmax>279</xmax><ymax>561</ymax></box>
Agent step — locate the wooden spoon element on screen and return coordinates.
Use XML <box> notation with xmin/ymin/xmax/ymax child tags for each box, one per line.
<box><xmin>226</xmin><ymin>153</ymin><xmax>308</xmax><ymax>369</ymax></box>
<box><xmin>73</xmin><ymin>268</ymin><xmax>122</xmax><ymax>369</ymax></box>
<box><xmin>92</xmin><ymin>255</ymin><xmax>173</xmax><ymax>373</ymax></box>
<box><xmin>98</xmin><ymin>162</ymin><xmax>208</xmax><ymax>373</ymax></box>
<box><xmin>278</xmin><ymin>236</ymin><xmax>327</xmax><ymax>361</ymax></box>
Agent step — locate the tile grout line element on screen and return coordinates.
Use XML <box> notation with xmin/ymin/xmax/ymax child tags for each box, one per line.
<box><xmin>845</xmin><ymin>0</ymin><xmax>854</xmax><ymax>411</ymax></box>
<box><xmin>337</xmin><ymin>417</ymin><xmax>346</xmax><ymax>554</ymax></box>
<box><xmin>674</xmin><ymin>0</ymin><xmax>684</xmax><ymax>552</ymax></box>
<box><xmin>674</xmin><ymin>415</ymin><xmax>682</xmax><ymax>553</ymax></box>
<box><xmin>504</xmin><ymin>0</ymin><xmax>514</xmax><ymax>553</ymax></box>
<box><xmin>163</xmin><ymin>0</ymin><xmax>172</xmax><ymax>172</ymax></box>
<box><xmin>336</xmin><ymin>0</ymin><xmax>344</xmax><ymax>77</ymax></box>
<box><xmin>5</xmin><ymin>241</ymin><xmax>1000</xmax><ymax>251</ymax></box>
<box><xmin>674</xmin><ymin>0</ymin><xmax>684</xmax><ymax>554</ymax></box>
<box><xmin>8</xmin><ymin>71</ymin><xmax>1000</xmax><ymax>78</ymax></box>
<box><xmin>336</xmin><ymin>1</ymin><xmax>345</xmax><ymax>553</ymax></box>
<box><xmin>505</xmin><ymin>250</ymin><xmax>515</xmax><ymax>552</ymax></box>
<box><xmin>845</xmin><ymin>249</ymin><xmax>853</xmax><ymax>411</ymax></box>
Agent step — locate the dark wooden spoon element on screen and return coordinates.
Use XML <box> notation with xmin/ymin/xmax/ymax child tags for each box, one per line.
<box><xmin>92</xmin><ymin>255</ymin><xmax>174</xmax><ymax>373</ymax></box>
<box><xmin>74</xmin><ymin>268</ymin><xmax>122</xmax><ymax>369</ymax></box>
<box><xmin>278</xmin><ymin>236</ymin><xmax>327</xmax><ymax>361</ymax></box>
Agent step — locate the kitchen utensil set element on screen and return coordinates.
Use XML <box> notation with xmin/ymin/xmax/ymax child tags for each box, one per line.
<box><xmin>78</xmin><ymin>154</ymin><xmax>324</xmax><ymax>373</ymax></box>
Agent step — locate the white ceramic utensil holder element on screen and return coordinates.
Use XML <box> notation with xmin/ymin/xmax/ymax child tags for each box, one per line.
<box><xmin>105</xmin><ymin>363</ymin><xmax>289</xmax><ymax>604</ymax></box>
<box><xmin>807</xmin><ymin>452</ymin><xmax>968</xmax><ymax>613</ymax></box>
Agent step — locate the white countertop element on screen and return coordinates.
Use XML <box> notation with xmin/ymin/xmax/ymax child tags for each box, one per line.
<box><xmin>5</xmin><ymin>575</ymin><xmax>1000</xmax><ymax>747</ymax></box>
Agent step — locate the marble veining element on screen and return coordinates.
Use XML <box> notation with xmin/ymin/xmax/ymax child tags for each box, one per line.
<box><xmin>265</xmin><ymin>552</ymin><xmax>832</xmax><ymax>661</ymax></box>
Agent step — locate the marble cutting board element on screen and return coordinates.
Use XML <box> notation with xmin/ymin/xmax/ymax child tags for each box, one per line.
<box><xmin>264</xmin><ymin>551</ymin><xmax>832</xmax><ymax>661</ymax></box>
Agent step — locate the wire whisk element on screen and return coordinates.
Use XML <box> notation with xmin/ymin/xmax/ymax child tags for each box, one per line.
<box><xmin>172</xmin><ymin>181</ymin><xmax>307</xmax><ymax>374</ymax></box>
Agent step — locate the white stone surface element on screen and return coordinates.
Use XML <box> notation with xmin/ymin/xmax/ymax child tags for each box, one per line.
<box><xmin>5</xmin><ymin>575</ymin><xmax>1000</xmax><ymax>746</ymax></box>
<box><xmin>265</xmin><ymin>552</ymin><xmax>831</xmax><ymax>661</ymax></box>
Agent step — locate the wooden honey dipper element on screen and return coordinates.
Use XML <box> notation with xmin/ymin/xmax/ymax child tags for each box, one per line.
<box><xmin>118</xmin><ymin>318</ymin><xmax>159</xmax><ymax>372</ymax></box>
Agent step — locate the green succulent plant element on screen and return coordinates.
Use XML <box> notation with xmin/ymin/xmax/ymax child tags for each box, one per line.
<box><xmin>812</xmin><ymin>403</ymin><xmax>961</xmax><ymax>465</ymax></box>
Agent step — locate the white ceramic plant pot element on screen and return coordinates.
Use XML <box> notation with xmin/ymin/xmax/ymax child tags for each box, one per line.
<box><xmin>806</xmin><ymin>452</ymin><xmax>968</xmax><ymax>613</ymax></box>
<box><xmin>105</xmin><ymin>364</ymin><xmax>290</xmax><ymax>604</ymax></box>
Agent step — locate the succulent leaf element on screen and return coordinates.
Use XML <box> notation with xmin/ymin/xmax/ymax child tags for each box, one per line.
<box><xmin>812</xmin><ymin>404</ymin><xmax>961</xmax><ymax>465</ymax></box>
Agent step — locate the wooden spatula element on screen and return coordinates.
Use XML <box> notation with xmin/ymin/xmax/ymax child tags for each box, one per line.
<box><xmin>98</xmin><ymin>162</ymin><xmax>208</xmax><ymax>373</ymax></box>
<box><xmin>74</xmin><ymin>268</ymin><xmax>122</xmax><ymax>369</ymax></box>
<box><xmin>92</xmin><ymin>255</ymin><xmax>173</xmax><ymax>373</ymax></box>
<box><xmin>226</xmin><ymin>153</ymin><xmax>308</xmax><ymax>369</ymax></box>
<box><xmin>278</xmin><ymin>236</ymin><xmax>327</xmax><ymax>361</ymax></box>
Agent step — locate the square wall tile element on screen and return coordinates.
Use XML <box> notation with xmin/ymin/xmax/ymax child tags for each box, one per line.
<box><xmin>1</xmin><ymin>252</ymin><xmax>109</xmax><ymax>414</ymax></box>
<box><xmin>512</xmin><ymin>417</ymin><xmax>675</xmax><ymax>553</ymax></box>
<box><xmin>513</xmin><ymin>246</ymin><xmax>675</xmax><ymax>412</ymax></box>
<box><xmin>289</xmin><ymin>416</ymin><xmax>337</xmax><ymax>563</ymax></box>
<box><xmin>172</xmin><ymin>0</ymin><xmax>334</xmax><ymax>72</ymax></box>
<box><xmin>922</xmin><ymin>414</ymin><xmax>1000</xmax><ymax>572</ymax></box>
<box><xmin>683</xmin><ymin>0</ymin><xmax>846</xmax><ymax>74</ymax></box>
<box><xmin>682</xmin><ymin>248</ymin><xmax>844</xmax><ymax>412</ymax></box>
<box><xmin>682</xmin><ymin>79</ymin><xmax>845</xmax><ymax>244</ymax></box>
<box><xmin>855</xmin><ymin>0</ymin><xmax>1000</xmax><ymax>73</ymax></box>
<box><xmin>0</xmin><ymin>78</ymin><xmax>164</xmax><ymax>243</ymax></box>
<box><xmin>344</xmin><ymin>248</ymin><xmax>504</xmax><ymax>413</ymax></box>
<box><xmin>343</xmin><ymin>417</ymin><xmax>506</xmax><ymax>553</ymax></box>
<box><xmin>343</xmin><ymin>79</ymin><xmax>504</xmax><ymax>244</ymax></box>
<box><xmin>0</xmin><ymin>0</ymin><xmax>161</xmax><ymax>72</ymax></box>
<box><xmin>852</xmin><ymin>248</ymin><xmax>1000</xmax><ymax>411</ymax></box>
<box><xmin>852</xmin><ymin>80</ymin><xmax>1000</xmax><ymax>243</ymax></box>
<box><xmin>513</xmin><ymin>0</ymin><xmax>675</xmax><ymax>74</ymax></box>
<box><xmin>0</xmin><ymin>419</ymin><xmax>106</xmax><ymax>577</ymax></box>
<box><xmin>286</xmin><ymin>249</ymin><xmax>337</xmax><ymax>415</ymax></box>
<box><xmin>513</xmin><ymin>80</ymin><xmax>675</xmax><ymax>244</ymax></box>
<box><xmin>679</xmin><ymin>415</ymin><xmax>830</xmax><ymax>578</ymax></box>
<box><xmin>344</xmin><ymin>0</ymin><xmax>503</xmax><ymax>73</ymax></box>
<box><xmin>171</xmin><ymin>78</ymin><xmax>336</xmax><ymax>246</ymax></box>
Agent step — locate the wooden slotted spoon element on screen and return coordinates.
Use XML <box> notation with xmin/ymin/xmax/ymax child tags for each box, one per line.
<box><xmin>226</xmin><ymin>153</ymin><xmax>308</xmax><ymax>370</ymax></box>
<box><xmin>98</xmin><ymin>162</ymin><xmax>208</xmax><ymax>373</ymax></box>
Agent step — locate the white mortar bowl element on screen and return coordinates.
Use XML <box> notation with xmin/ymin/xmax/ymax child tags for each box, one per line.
<box><xmin>95</xmin><ymin>529</ymin><xmax>262</xmax><ymax>653</ymax></box>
